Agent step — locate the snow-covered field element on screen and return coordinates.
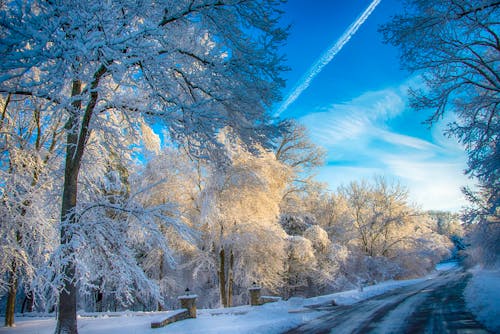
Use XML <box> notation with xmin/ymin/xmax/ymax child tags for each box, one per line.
<box><xmin>2</xmin><ymin>263</ymin><xmax>496</xmax><ymax>334</ymax></box>
<box><xmin>465</xmin><ymin>266</ymin><xmax>500</xmax><ymax>333</ymax></box>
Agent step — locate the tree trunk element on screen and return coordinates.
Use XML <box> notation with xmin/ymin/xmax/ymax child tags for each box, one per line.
<box><xmin>218</xmin><ymin>248</ymin><xmax>227</xmax><ymax>307</ymax></box>
<box><xmin>95</xmin><ymin>289</ymin><xmax>103</xmax><ymax>313</ymax></box>
<box><xmin>227</xmin><ymin>250</ymin><xmax>234</xmax><ymax>307</ymax></box>
<box><xmin>157</xmin><ymin>252</ymin><xmax>164</xmax><ymax>311</ymax></box>
<box><xmin>4</xmin><ymin>267</ymin><xmax>17</xmax><ymax>327</ymax></box>
<box><xmin>21</xmin><ymin>291</ymin><xmax>34</xmax><ymax>313</ymax></box>
<box><xmin>55</xmin><ymin>264</ymin><xmax>78</xmax><ymax>334</ymax></box>
<box><xmin>55</xmin><ymin>166</ymin><xmax>79</xmax><ymax>334</ymax></box>
<box><xmin>55</xmin><ymin>66</ymin><xmax>105</xmax><ymax>333</ymax></box>
<box><xmin>5</xmin><ymin>230</ymin><xmax>22</xmax><ymax>326</ymax></box>
<box><xmin>55</xmin><ymin>80</ymin><xmax>83</xmax><ymax>334</ymax></box>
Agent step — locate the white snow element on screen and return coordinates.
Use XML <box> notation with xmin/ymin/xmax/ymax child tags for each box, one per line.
<box><xmin>0</xmin><ymin>264</ymin><xmax>478</xmax><ymax>334</ymax></box>
<box><xmin>435</xmin><ymin>261</ymin><xmax>459</xmax><ymax>271</ymax></box>
<box><xmin>177</xmin><ymin>295</ymin><xmax>198</xmax><ymax>299</ymax></box>
<box><xmin>0</xmin><ymin>279</ymin><xmax>428</xmax><ymax>334</ymax></box>
<box><xmin>465</xmin><ymin>266</ymin><xmax>500</xmax><ymax>333</ymax></box>
<box><xmin>301</xmin><ymin>276</ymin><xmax>428</xmax><ymax>308</ymax></box>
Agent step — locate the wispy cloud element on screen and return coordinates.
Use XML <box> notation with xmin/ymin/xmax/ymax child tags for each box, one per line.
<box><xmin>299</xmin><ymin>82</ymin><xmax>472</xmax><ymax>211</ymax></box>
<box><xmin>374</xmin><ymin>129</ymin><xmax>439</xmax><ymax>151</ymax></box>
<box><xmin>300</xmin><ymin>87</ymin><xmax>406</xmax><ymax>146</ymax></box>
<box><xmin>275</xmin><ymin>0</ymin><xmax>382</xmax><ymax>116</ymax></box>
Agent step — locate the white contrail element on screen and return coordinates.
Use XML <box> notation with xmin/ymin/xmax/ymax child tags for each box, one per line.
<box><xmin>275</xmin><ymin>0</ymin><xmax>382</xmax><ymax>117</ymax></box>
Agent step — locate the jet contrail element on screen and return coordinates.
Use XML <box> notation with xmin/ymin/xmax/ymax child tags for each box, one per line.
<box><xmin>275</xmin><ymin>0</ymin><xmax>382</xmax><ymax>117</ymax></box>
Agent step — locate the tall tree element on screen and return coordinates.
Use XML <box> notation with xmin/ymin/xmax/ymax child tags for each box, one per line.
<box><xmin>274</xmin><ymin>120</ymin><xmax>325</xmax><ymax>212</ymax></box>
<box><xmin>199</xmin><ymin>134</ymin><xmax>289</xmax><ymax>307</ymax></box>
<box><xmin>0</xmin><ymin>1</ymin><xmax>287</xmax><ymax>332</ymax></box>
<box><xmin>0</xmin><ymin>94</ymin><xmax>62</xmax><ymax>326</ymax></box>
<box><xmin>340</xmin><ymin>177</ymin><xmax>414</xmax><ymax>258</ymax></box>
<box><xmin>61</xmin><ymin>124</ymin><xmax>169</xmax><ymax>312</ymax></box>
<box><xmin>133</xmin><ymin>147</ymin><xmax>202</xmax><ymax>310</ymax></box>
<box><xmin>380</xmin><ymin>1</ymin><xmax>499</xmax><ymax>227</ymax></box>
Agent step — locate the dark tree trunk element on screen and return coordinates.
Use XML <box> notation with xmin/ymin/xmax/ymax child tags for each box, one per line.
<box><xmin>95</xmin><ymin>289</ymin><xmax>103</xmax><ymax>313</ymax></box>
<box><xmin>55</xmin><ymin>163</ymin><xmax>79</xmax><ymax>334</ymax></box>
<box><xmin>218</xmin><ymin>248</ymin><xmax>227</xmax><ymax>307</ymax></box>
<box><xmin>227</xmin><ymin>250</ymin><xmax>234</xmax><ymax>307</ymax></box>
<box><xmin>56</xmin><ymin>131</ymin><xmax>80</xmax><ymax>334</ymax></box>
<box><xmin>217</xmin><ymin>248</ymin><xmax>235</xmax><ymax>308</ymax></box>
<box><xmin>158</xmin><ymin>252</ymin><xmax>164</xmax><ymax>311</ymax></box>
<box><xmin>55</xmin><ymin>265</ymin><xmax>78</xmax><ymax>334</ymax></box>
<box><xmin>5</xmin><ymin>229</ymin><xmax>22</xmax><ymax>326</ymax></box>
<box><xmin>55</xmin><ymin>79</ymin><xmax>83</xmax><ymax>334</ymax></box>
<box><xmin>55</xmin><ymin>66</ymin><xmax>105</xmax><ymax>334</ymax></box>
<box><xmin>4</xmin><ymin>267</ymin><xmax>17</xmax><ymax>327</ymax></box>
<box><xmin>22</xmin><ymin>291</ymin><xmax>35</xmax><ymax>313</ymax></box>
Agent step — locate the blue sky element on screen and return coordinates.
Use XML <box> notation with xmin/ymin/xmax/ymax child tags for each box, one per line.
<box><xmin>276</xmin><ymin>0</ymin><xmax>473</xmax><ymax>212</ymax></box>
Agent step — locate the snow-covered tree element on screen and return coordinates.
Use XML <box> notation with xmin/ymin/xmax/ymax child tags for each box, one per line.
<box><xmin>282</xmin><ymin>222</ymin><xmax>345</xmax><ymax>297</ymax></box>
<box><xmin>29</xmin><ymin>114</ymin><xmax>178</xmax><ymax>314</ymax></box>
<box><xmin>339</xmin><ymin>177</ymin><xmax>414</xmax><ymax>258</ymax></box>
<box><xmin>380</xmin><ymin>0</ymin><xmax>499</xmax><ymax>265</ymax></box>
<box><xmin>313</xmin><ymin>192</ymin><xmax>356</xmax><ymax>244</ymax></box>
<box><xmin>274</xmin><ymin>120</ymin><xmax>326</xmax><ymax>213</ymax></box>
<box><xmin>0</xmin><ymin>1</ymin><xmax>287</xmax><ymax>331</ymax></box>
<box><xmin>303</xmin><ymin>225</ymin><xmax>338</xmax><ymax>286</ymax></box>
<box><xmin>426</xmin><ymin>211</ymin><xmax>464</xmax><ymax>238</ymax></box>
<box><xmin>0</xmin><ymin>94</ymin><xmax>62</xmax><ymax>326</ymax></box>
<box><xmin>381</xmin><ymin>0</ymin><xmax>499</xmax><ymax>193</ymax></box>
<box><xmin>131</xmin><ymin>147</ymin><xmax>201</xmax><ymax>310</ymax></box>
<box><xmin>284</xmin><ymin>235</ymin><xmax>316</xmax><ymax>298</ymax></box>
<box><xmin>339</xmin><ymin>177</ymin><xmax>451</xmax><ymax>279</ymax></box>
<box><xmin>463</xmin><ymin>187</ymin><xmax>500</xmax><ymax>267</ymax></box>
<box><xmin>198</xmin><ymin>134</ymin><xmax>289</xmax><ymax>307</ymax></box>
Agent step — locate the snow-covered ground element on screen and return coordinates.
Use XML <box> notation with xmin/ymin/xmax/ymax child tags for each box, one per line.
<box><xmin>0</xmin><ymin>276</ymin><xmax>431</xmax><ymax>334</ymax></box>
<box><xmin>3</xmin><ymin>262</ymin><xmax>496</xmax><ymax>334</ymax></box>
<box><xmin>465</xmin><ymin>265</ymin><xmax>500</xmax><ymax>333</ymax></box>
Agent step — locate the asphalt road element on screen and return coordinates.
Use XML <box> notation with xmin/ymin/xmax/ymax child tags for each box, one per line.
<box><xmin>284</xmin><ymin>268</ymin><xmax>491</xmax><ymax>334</ymax></box>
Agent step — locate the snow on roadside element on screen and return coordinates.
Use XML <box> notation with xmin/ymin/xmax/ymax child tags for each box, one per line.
<box><xmin>435</xmin><ymin>261</ymin><xmax>459</xmax><ymax>271</ymax></box>
<box><xmin>0</xmin><ymin>269</ymin><xmax>444</xmax><ymax>334</ymax></box>
<box><xmin>465</xmin><ymin>266</ymin><xmax>500</xmax><ymax>333</ymax></box>
<box><xmin>302</xmin><ymin>276</ymin><xmax>429</xmax><ymax>308</ymax></box>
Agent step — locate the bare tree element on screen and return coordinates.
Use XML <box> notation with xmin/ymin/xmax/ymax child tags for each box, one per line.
<box><xmin>340</xmin><ymin>177</ymin><xmax>414</xmax><ymax>257</ymax></box>
<box><xmin>380</xmin><ymin>0</ymin><xmax>499</xmax><ymax>218</ymax></box>
<box><xmin>275</xmin><ymin>120</ymin><xmax>325</xmax><ymax>212</ymax></box>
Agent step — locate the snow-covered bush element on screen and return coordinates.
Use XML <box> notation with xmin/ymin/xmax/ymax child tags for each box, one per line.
<box><xmin>279</xmin><ymin>214</ymin><xmax>314</xmax><ymax>236</ymax></box>
<box><xmin>285</xmin><ymin>236</ymin><xmax>317</xmax><ymax>298</ymax></box>
<box><xmin>467</xmin><ymin>220</ymin><xmax>500</xmax><ymax>268</ymax></box>
<box><xmin>303</xmin><ymin>225</ymin><xmax>330</xmax><ymax>253</ymax></box>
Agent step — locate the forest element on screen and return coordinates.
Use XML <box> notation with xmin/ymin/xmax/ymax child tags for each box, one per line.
<box><xmin>0</xmin><ymin>1</ymin><xmax>498</xmax><ymax>333</ymax></box>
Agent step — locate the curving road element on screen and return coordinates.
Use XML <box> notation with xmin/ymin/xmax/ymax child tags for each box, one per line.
<box><xmin>284</xmin><ymin>268</ymin><xmax>491</xmax><ymax>334</ymax></box>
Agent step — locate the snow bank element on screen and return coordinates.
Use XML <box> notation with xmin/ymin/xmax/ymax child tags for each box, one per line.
<box><xmin>0</xmin><ymin>312</ymin><xmax>177</xmax><ymax>334</ymax></box>
<box><xmin>465</xmin><ymin>266</ymin><xmax>500</xmax><ymax>333</ymax></box>
<box><xmin>303</xmin><ymin>276</ymin><xmax>428</xmax><ymax>307</ymax></box>
<box><xmin>435</xmin><ymin>261</ymin><xmax>459</xmax><ymax>271</ymax></box>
